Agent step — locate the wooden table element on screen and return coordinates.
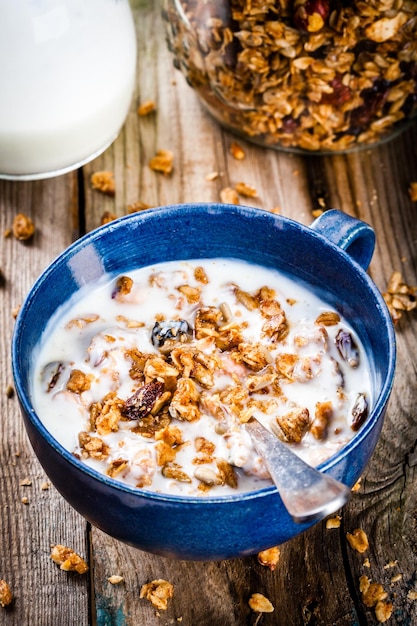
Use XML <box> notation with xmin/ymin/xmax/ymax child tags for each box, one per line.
<box><xmin>1</xmin><ymin>2</ymin><xmax>417</xmax><ymax>624</ymax></box>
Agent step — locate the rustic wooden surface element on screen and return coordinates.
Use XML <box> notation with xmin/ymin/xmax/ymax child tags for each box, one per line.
<box><xmin>1</xmin><ymin>2</ymin><xmax>417</xmax><ymax>624</ymax></box>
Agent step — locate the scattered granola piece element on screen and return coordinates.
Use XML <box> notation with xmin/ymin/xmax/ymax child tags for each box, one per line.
<box><xmin>315</xmin><ymin>311</ymin><xmax>340</xmax><ymax>326</ymax></box>
<box><xmin>230</xmin><ymin>142</ymin><xmax>245</xmax><ymax>160</ymax></box>
<box><xmin>220</xmin><ymin>187</ymin><xmax>240</xmax><ymax>205</ymax></box>
<box><xmin>257</xmin><ymin>546</ymin><xmax>281</xmax><ymax>571</ymax></box>
<box><xmin>326</xmin><ymin>515</ymin><xmax>341</xmax><ymax>529</ymax></box>
<box><xmin>12</xmin><ymin>306</ymin><xmax>20</xmax><ymax>319</ymax></box>
<box><xmin>248</xmin><ymin>593</ymin><xmax>274</xmax><ymax>613</ymax></box>
<box><xmin>347</xmin><ymin>528</ymin><xmax>369</xmax><ymax>553</ymax></box>
<box><xmin>391</xmin><ymin>573</ymin><xmax>402</xmax><ymax>583</ymax></box>
<box><xmin>12</xmin><ymin>213</ymin><xmax>35</xmax><ymax>241</ymax></box>
<box><xmin>375</xmin><ymin>600</ymin><xmax>393</xmax><ymax>623</ymax></box>
<box><xmin>19</xmin><ymin>477</ymin><xmax>32</xmax><ymax>486</ymax></box>
<box><xmin>127</xmin><ymin>201</ymin><xmax>152</xmax><ymax>213</ymax></box>
<box><xmin>383</xmin><ymin>271</ymin><xmax>416</xmax><ymax>324</ymax></box>
<box><xmin>408</xmin><ymin>589</ymin><xmax>417</xmax><ymax>601</ymax></box>
<box><xmin>101</xmin><ymin>211</ymin><xmax>117</xmax><ymax>225</ymax></box>
<box><xmin>50</xmin><ymin>544</ymin><xmax>89</xmax><ymax>574</ymax></box>
<box><xmin>359</xmin><ymin>575</ymin><xmax>388</xmax><ymax>607</ymax></box>
<box><xmin>408</xmin><ymin>182</ymin><xmax>417</xmax><ymax>202</ymax></box>
<box><xmin>41</xmin><ymin>481</ymin><xmax>50</xmax><ymax>490</ymax></box>
<box><xmin>351</xmin><ymin>478</ymin><xmax>362</xmax><ymax>492</ymax></box>
<box><xmin>205</xmin><ymin>171</ymin><xmax>219</xmax><ymax>181</ymax></box>
<box><xmin>3</xmin><ymin>228</ymin><xmax>12</xmax><ymax>238</ymax></box>
<box><xmin>235</xmin><ymin>182</ymin><xmax>257</xmax><ymax>198</ymax></box>
<box><xmin>137</xmin><ymin>100</ymin><xmax>156</xmax><ymax>116</ymax></box>
<box><xmin>0</xmin><ymin>580</ymin><xmax>13</xmax><ymax>607</ymax></box>
<box><xmin>21</xmin><ymin>496</ymin><xmax>29</xmax><ymax>504</ymax></box>
<box><xmin>149</xmin><ymin>149</ymin><xmax>174</xmax><ymax>175</ymax></box>
<box><xmin>91</xmin><ymin>171</ymin><xmax>115</xmax><ymax>196</ymax></box>
<box><xmin>108</xmin><ymin>575</ymin><xmax>124</xmax><ymax>585</ymax></box>
<box><xmin>312</xmin><ymin>209</ymin><xmax>324</xmax><ymax>218</ymax></box>
<box><xmin>363</xmin><ymin>558</ymin><xmax>371</xmax><ymax>568</ymax></box>
<box><xmin>140</xmin><ymin>579</ymin><xmax>174</xmax><ymax>611</ymax></box>
<box><xmin>5</xmin><ymin>385</ymin><xmax>14</xmax><ymax>399</ymax></box>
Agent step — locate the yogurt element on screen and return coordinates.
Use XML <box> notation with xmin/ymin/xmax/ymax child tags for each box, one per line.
<box><xmin>0</xmin><ymin>0</ymin><xmax>136</xmax><ymax>179</ymax></box>
<box><xmin>31</xmin><ymin>259</ymin><xmax>372</xmax><ymax>496</ymax></box>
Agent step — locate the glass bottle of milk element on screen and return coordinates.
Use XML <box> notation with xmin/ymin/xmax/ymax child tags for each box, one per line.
<box><xmin>0</xmin><ymin>0</ymin><xmax>137</xmax><ymax>180</ymax></box>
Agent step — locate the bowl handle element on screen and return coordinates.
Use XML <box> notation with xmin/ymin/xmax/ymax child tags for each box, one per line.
<box><xmin>310</xmin><ymin>209</ymin><xmax>375</xmax><ymax>272</ymax></box>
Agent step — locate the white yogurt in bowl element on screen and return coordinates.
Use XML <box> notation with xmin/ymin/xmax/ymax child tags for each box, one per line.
<box><xmin>0</xmin><ymin>0</ymin><xmax>136</xmax><ymax>179</ymax></box>
<box><xmin>31</xmin><ymin>258</ymin><xmax>372</xmax><ymax>497</ymax></box>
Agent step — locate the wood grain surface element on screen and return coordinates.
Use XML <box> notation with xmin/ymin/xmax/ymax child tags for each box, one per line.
<box><xmin>1</xmin><ymin>2</ymin><xmax>416</xmax><ymax>625</ymax></box>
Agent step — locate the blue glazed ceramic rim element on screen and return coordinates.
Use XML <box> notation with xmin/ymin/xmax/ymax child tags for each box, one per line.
<box><xmin>12</xmin><ymin>203</ymin><xmax>397</xmax><ymax>505</ymax></box>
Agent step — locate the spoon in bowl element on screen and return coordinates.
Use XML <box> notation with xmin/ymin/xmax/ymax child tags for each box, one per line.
<box><xmin>245</xmin><ymin>417</ymin><xmax>351</xmax><ymax>524</ymax></box>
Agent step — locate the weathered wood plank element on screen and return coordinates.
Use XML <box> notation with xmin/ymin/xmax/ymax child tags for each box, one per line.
<box><xmin>0</xmin><ymin>175</ymin><xmax>90</xmax><ymax>625</ymax></box>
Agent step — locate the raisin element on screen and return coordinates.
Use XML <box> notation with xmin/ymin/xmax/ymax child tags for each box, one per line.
<box><xmin>123</xmin><ymin>381</ymin><xmax>164</xmax><ymax>420</ymax></box>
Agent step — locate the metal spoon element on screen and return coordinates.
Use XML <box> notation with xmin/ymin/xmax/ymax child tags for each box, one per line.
<box><xmin>245</xmin><ymin>418</ymin><xmax>351</xmax><ymax>524</ymax></box>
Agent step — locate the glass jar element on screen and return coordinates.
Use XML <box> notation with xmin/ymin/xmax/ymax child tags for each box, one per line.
<box><xmin>163</xmin><ymin>0</ymin><xmax>417</xmax><ymax>153</ymax></box>
<box><xmin>0</xmin><ymin>0</ymin><xmax>136</xmax><ymax>180</ymax></box>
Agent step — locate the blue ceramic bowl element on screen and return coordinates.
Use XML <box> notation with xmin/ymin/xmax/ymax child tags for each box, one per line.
<box><xmin>12</xmin><ymin>204</ymin><xmax>396</xmax><ymax>560</ymax></box>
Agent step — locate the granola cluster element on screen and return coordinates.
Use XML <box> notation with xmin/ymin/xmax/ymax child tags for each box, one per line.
<box><xmin>36</xmin><ymin>259</ymin><xmax>370</xmax><ymax>496</ymax></box>
<box><xmin>163</xmin><ymin>0</ymin><xmax>417</xmax><ymax>152</ymax></box>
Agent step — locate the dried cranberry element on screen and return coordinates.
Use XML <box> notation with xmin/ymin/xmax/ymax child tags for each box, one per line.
<box><xmin>321</xmin><ymin>76</ymin><xmax>352</xmax><ymax>106</ymax></box>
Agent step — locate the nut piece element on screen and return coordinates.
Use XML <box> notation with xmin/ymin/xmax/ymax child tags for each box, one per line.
<box><xmin>235</xmin><ymin>182</ymin><xmax>257</xmax><ymax>198</ymax></box>
<box><xmin>108</xmin><ymin>575</ymin><xmax>124</xmax><ymax>585</ymax></box>
<box><xmin>347</xmin><ymin>528</ymin><xmax>369</xmax><ymax>553</ymax></box>
<box><xmin>50</xmin><ymin>544</ymin><xmax>89</xmax><ymax>574</ymax></box>
<box><xmin>257</xmin><ymin>546</ymin><xmax>281</xmax><ymax>571</ymax></box>
<box><xmin>326</xmin><ymin>515</ymin><xmax>341</xmax><ymax>529</ymax></box>
<box><xmin>220</xmin><ymin>187</ymin><xmax>240</xmax><ymax>205</ymax></box>
<box><xmin>100</xmin><ymin>211</ymin><xmax>116</xmax><ymax>225</ymax></box>
<box><xmin>137</xmin><ymin>100</ymin><xmax>156</xmax><ymax>116</ymax></box>
<box><xmin>382</xmin><ymin>270</ymin><xmax>416</xmax><ymax>325</ymax></box>
<box><xmin>149</xmin><ymin>150</ymin><xmax>174</xmax><ymax>175</ymax></box>
<box><xmin>66</xmin><ymin>369</ymin><xmax>92</xmax><ymax>394</ymax></box>
<box><xmin>248</xmin><ymin>592</ymin><xmax>274</xmax><ymax>613</ymax></box>
<box><xmin>140</xmin><ymin>579</ymin><xmax>174</xmax><ymax>611</ymax></box>
<box><xmin>375</xmin><ymin>600</ymin><xmax>393</xmax><ymax>623</ymax></box>
<box><xmin>273</xmin><ymin>407</ymin><xmax>310</xmax><ymax>443</ymax></box>
<box><xmin>230</xmin><ymin>142</ymin><xmax>245</xmax><ymax>160</ymax></box>
<box><xmin>0</xmin><ymin>580</ymin><xmax>13</xmax><ymax>607</ymax></box>
<box><xmin>12</xmin><ymin>213</ymin><xmax>35</xmax><ymax>241</ymax></box>
<box><xmin>91</xmin><ymin>171</ymin><xmax>115</xmax><ymax>196</ymax></box>
<box><xmin>359</xmin><ymin>575</ymin><xmax>389</xmax><ymax>611</ymax></box>
<box><xmin>315</xmin><ymin>311</ymin><xmax>340</xmax><ymax>326</ymax></box>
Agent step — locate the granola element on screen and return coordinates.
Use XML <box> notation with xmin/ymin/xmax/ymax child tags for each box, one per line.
<box><xmin>12</xmin><ymin>213</ymin><xmax>35</xmax><ymax>241</ymax></box>
<box><xmin>248</xmin><ymin>592</ymin><xmax>274</xmax><ymax>613</ymax></box>
<box><xmin>90</xmin><ymin>171</ymin><xmax>115</xmax><ymax>196</ymax></box>
<box><xmin>0</xmin><ymin>580</ymin><xmax>12</xmax><ymax>608</ymax></box>
<box><xmin>382</xmin><ymin>270</ymin><xmax>416</xmax><ymax>324</ymax></box>
<box><xmin>140</xmin><ymin>579</ymin><xmax>174</xmax><ymax>611</ymax></box>
<box><xmin>50</xmin><ymin>544</ymin><xmax>89</xmax><ymax>574</ymax></box>
<box><xmin>163</xmin><ymin>0</ymin><xmax>417</xmax><ymax>153</ymax></box>
<box><xmin>33</xmin><ymin>258</ymin><xmax>371</xmax><ymax>496</ymax></box>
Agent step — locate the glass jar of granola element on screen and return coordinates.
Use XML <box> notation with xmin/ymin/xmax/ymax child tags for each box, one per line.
<box><xmin>162</xmin><ymin>0</ymin><xmax>417</xmax><ymax>153</ymax></box>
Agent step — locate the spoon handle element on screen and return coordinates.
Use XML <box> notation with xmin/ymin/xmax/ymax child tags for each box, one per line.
<box><xmin>245</xmin><ymin>419</ymin><xmax>351</xmax><ymax>524</ymax></box>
